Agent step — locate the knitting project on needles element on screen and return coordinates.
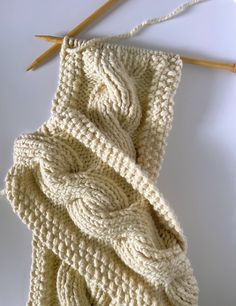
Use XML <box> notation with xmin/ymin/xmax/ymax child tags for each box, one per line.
<box><xmin>1</xmin><ymin>1</ymin><xmax>208</xmax><ymax>305</ymax></box>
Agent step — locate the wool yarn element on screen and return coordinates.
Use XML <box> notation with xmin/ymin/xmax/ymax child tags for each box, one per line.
<box><xmin>1</xmin><ymin>1</ymin><xmax>210</xmax><ymax>304</ymax></box>
<box><xmin>3</xmin><ymin>36</ymin><xmax>198</xmax><ymax>305</ymax></box>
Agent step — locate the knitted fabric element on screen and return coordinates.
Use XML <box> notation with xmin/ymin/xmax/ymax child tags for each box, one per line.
<box><xmin>4</xmin><ymin>36</ymin><xmax>198</xmax><ymax>306</ymax></box>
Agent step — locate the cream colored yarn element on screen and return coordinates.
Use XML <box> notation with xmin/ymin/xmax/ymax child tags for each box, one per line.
<box><xmin>3</xmin><ymin>36</ymin><xmax>198</xmax><ymax>306</ymax></box>
<box><xmin>1</xmin><ymin>1</ymin><xmax>210</xmax><ymax>305</ymax></box>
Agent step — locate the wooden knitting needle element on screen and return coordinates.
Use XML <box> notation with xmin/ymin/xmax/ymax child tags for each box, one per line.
<box><xmin>26</xmin><ymin>0</ymin><xmax>124</xmax><ymax>71</ymax></box>
<box><xmin>35</xmin><ymin>35</ymin><xmax>236</xmax><ymax>73</ymax></box>
<box><xmin>181</xmin><ymin>56</ymin><xmax>236</xmax><ymax>73</ymax></box>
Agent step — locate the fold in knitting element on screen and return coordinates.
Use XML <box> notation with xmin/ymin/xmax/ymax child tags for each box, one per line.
<box><xmin>4</xmin><ymin>36</ymin><xmax>199</xmax><ymax>305</ymax></box>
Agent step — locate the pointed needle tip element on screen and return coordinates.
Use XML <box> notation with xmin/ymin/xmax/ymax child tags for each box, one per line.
<box><xmin>26</xmin><ymin>65</ymin><xmax>34</xmax><ymax>72</ymax></box>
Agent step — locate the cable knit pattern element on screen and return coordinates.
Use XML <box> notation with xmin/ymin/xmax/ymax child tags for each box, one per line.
<box><xmin>4</xmin><ymin>36</ymin><xmax>199</xmax><ymax>305</ymax></box>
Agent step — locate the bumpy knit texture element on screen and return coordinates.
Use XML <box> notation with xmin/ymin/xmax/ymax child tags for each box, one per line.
<box><xmin>4</xmin><ymin>36</ymin><xmax>199</xmax><ymax>306</ymax></box>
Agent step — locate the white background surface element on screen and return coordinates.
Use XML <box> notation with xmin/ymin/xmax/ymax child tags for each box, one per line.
<box><xmin>0</xmin><ymin>1</ymin><xmax>236</xmax><ymax>305</ymax></box>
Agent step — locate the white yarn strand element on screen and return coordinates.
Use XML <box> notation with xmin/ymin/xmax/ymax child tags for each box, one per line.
<box><xmin>81</xmin><ymin>0</ymin><xmax>209</xmax><ymax>50</ymax></box>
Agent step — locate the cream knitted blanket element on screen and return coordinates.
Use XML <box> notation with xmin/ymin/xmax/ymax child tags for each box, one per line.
<box><xmin>3</xmin><ymin>35</ymin><xmax>199</xmax><ymax>306</ymax></box>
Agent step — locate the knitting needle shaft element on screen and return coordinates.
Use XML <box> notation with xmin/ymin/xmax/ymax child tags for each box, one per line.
<box><xmin>35</xmin><ymin>35</ymin><xmax>236</xmax><ymax>73</ymax></box>
<box><xmin>26</xmin><ymin>0</ymin><xmax>123</xmax><ymax>71</ymax></box>
<box><xmin>181</xmin><ymin>56</ymin><xmax>236</xmax><ymax>73</ymax></box>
